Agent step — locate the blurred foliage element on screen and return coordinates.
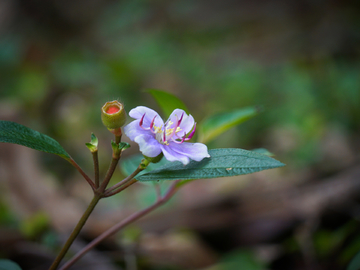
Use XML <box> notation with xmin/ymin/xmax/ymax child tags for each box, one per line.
<box><xmin>0</xmin><ymin>260</ymin><xmax>22</xmax><ymax>270</ymax></box>
<box><xmin>208</xmin><ymin>249</ymin><xmax>266</xmax><ymax>270</ymax></box>
<box><xmin>1</xmin><ymin>0</ymin><xmax>360</xmax><ymax>269</ymax></box>
<box><xmin>19</xmin><ymin>211</ymin><xmax>49</xmax><ymax>239</ymax></box>
<box><xmin>0</xmin><ymin>1</ymin><xmax>359</xmax><ymax>170</ymax></box>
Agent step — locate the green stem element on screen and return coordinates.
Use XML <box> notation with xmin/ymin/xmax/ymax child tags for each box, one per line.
<box><xmin>104</xmin><ymin>178</ymin><xmax>137</xmax><ymax>197</ymax></box>
<box><xmin>98</xmin><ymin>133</ymin><xmax>122</xmax><ymax>191</ymax></box>
<box><xmin>105</xmin><ymin>166</ymin><xmax>143</xmax><ymax>194</ymax></box>
<box><xmin>99</xmin><ymin>157</ymin><xmax>119</xmax><ymax>192</ymax></box>
<box><xmin>49</xmin><ymin>194</ymin><xmax>101</xmax><ymax>270</ymax></box>
<box><xmin>58</xmin><ymin>180</ymin><xmax>180</xmax><ymax>270</ymax></box>
<box><xmin>92</xmin><ymin>151</ymin><xmax>100</xmax><ymax>188</ymax></box>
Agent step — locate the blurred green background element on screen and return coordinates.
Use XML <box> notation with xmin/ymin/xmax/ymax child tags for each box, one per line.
<box><xmin>1</xmin><ymin>0</ymin><xmax>360</xmax><ymax>270</ymax></box>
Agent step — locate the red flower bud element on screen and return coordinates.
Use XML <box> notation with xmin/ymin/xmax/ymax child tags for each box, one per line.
<box><xmin>101</xmin><ymin>100</ymin><xmax>126</xmax><ymax>129</ymax></box>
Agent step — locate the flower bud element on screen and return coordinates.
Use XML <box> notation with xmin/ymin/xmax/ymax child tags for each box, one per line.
<box><xmin>101</xmin><ymin>100</ymin><xmax>126</xmax><ymax>129</ymax></box>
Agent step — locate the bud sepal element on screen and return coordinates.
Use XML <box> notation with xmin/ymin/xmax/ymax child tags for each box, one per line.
<box><xmin>144</xmin><ymin>153</ymin><xmax>163</xmax><ymax>164</ymax></box>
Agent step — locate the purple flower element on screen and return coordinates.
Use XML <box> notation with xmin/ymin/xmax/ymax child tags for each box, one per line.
<box><xmin>124</xmin><ymin>106</ymin><xmax>210</xmax><ymax>165</ymax></box>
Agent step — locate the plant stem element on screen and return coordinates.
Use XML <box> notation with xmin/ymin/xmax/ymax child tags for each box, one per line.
<box><xmin>58</xmin><ymin>180</ymin><xmax>180</xmax><ymax>270</ymax></box>
<box><xmin>104</xmin><ymin>178</ymin><xmax>137</xmax><ymax>197</ymax></box>
<box><xmin>92</xmin><ymin>151</ymin><xmax>100</xmax><ymax>188</ymax></box>
<box><xmin>98</xmin><ymin>133</ymin><xmax>122</xmax><ymax>191</ymax></box>
<box><xmin>105</xmin><ymin>166</ymin><xmax>143</xmax><ymax>194</ymax></box>
<box><xmin>69</xmin><ymin>158</ymin><xmax>95</xmax><ymax>190</ymax></box>
<box><xmin>48</xmin><ymin>194</ymin><xmax>101</xmax><ymax>270</ymax></box>
<box><xmin>99</xmin><ymin>156</ymin><xmax>120</xmax><ymax>191</ymax></box>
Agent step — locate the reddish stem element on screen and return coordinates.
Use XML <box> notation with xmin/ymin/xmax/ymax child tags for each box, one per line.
<box><xmin>69</xmin><ymin>158</ymin><xmax>95</xmax><ymax>190</ymax></box>
<box><xmin>58</xmin><ymin>180</ymin><xmax>180</xmax><ymax>270</ymax></box>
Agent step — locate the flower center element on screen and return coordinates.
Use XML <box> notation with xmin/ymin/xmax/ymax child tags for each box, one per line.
<box><xmin>153</xmin><ymin>121</ymin><xmax>182</xmax><ymax>145</ymax></box>
<box><xmin>139</xmin><ymin>113</ymin><xmax>196</xmax><ymax>145</ymax></box>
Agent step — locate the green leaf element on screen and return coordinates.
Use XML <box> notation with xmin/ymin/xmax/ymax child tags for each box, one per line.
<box><xmin>0</xmin><ymin>260</ymin><xmax>22</xmax><ymax>270</ymax></box>
<box><xmin>198</xmin><ymin>106</ymin><xmax>261</xmax><ymax>143</ymax></box>
<box><xmin>251</xmin><ymin>148</ymin><xmax>275</xmax><ymax>157</ymax></box>
<box><xmin>146</xmin><ymin>89</ymin><xmax>189</xmax><ymax>117</ymax></box>
<box><xmin>0</xmin><ymin>121</ymin><xmax>70</xmax><ymax>160</ymax></box>
<box><xmin>137</xmin><ymin>148</ymin><xmax>285</xmax><ymax>182</ymax></box>
<box><xmin>348</xmin><ymin>249</ymin><xmax>360</xmax><ymax>270</ymax></box>
<box><xmin>85</xmin><ymin>133</ymin><xmax>98</xmax><ymax>152</ymax></box>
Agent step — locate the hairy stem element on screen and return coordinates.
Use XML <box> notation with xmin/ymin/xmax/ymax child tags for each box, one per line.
<box><xmin>59</xmin><ymin>180</ymin><xmax>180</xmax><ymax>270</ymax></box>
<box><xmin>48</xmin><ymin>194</ymin><xmax>101</xmax><ymax>270</ymax></box>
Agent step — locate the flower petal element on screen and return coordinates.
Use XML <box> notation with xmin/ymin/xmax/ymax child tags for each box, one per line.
<box><xmin>134</xmin><ymin>134</ymin><xmax>162</xmax><ymax>157</ymax></box>
<box><xmin>123</xmin><ymin>120</ymin><xmax>147</xmax><ymax>141</ymax></box>
<box><xmin>129</xmin><ymin>106</ymin><xmax>163</xmax><ymax>127</ymax></box>
<box><xmin>160</xmin><ymin>144</ymin><xmax>190</xmax><ymax>165</ymax></box>
<box><xmin>169</xmin><ymin>142</ymin><xmax>210</xmax><ymax>162</ymax></box>
<box><xmin>178</xmin><ymin>114</ymin><xmax>195</xmax><ymax>134</ymax></box>
<box><xmin>160</xmin><ymin>142</ymin><xmax>210</xmax><ymax>165</ymax></box>
<box><xmin>167</xmin><ymin>109</ymin><xmax>195</xmax><ymax>138</ymax></box>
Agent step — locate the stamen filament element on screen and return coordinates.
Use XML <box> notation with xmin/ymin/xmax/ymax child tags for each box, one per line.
<box><xmin>172</xmin><ymin>132</ymin><xmax>187</xmax><ymax>144</ymax></box>
<box><xmin>139</xmin><ymin>114</ymin><xmax>150</xmax><ymax>130</ymax></box>
<box><xmin>185</xmin><ymin>122</ymin><xmax>196</xmax><ymax>141</ymax></box>
<box><xmin>149</xmin><ymin>116</ymin><xmax>157</xmax><ymax>134</ymax></box>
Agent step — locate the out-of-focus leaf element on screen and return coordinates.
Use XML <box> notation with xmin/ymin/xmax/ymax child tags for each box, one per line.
<box><xmin>348</xmin><ymin>249</ymin><xmax>360</xmax><ymax>270</ymax></box>
<box><xmin>198</xmin><ymin>106</ymin><xmax>260</xmax><ymax>143</ymax></box>
<box><xmin>0</xmin><ymin>121</ymin><xmax>70</xmax><ymax>160</ymax></box>
<box><xmin>219</xmin><ymin>249</ymin><xmax>266</xmax><ymax>270</ymax></box>
<box><xmin>0</xmin><ymin>260</ymin><xmax>22</xmax><ymax>270</ymax></box>
<box><xmin>251</xmin><ymin>148</ymin><xmax>275</xmax><ymax>157</ymax></box>
<box><xmin>146</xmin><ymin>89</ymin><xmax>189</xmax><ymax>117</ymax></box>
<box><xmin>20</xmin><ymin>212</ymin><xmax>49</xmax><ymax>238</ymax></box>
<box><xmin>137</xmin><ymin>148</ymin><xmax>285</xmax><ymax>182</ymax></box>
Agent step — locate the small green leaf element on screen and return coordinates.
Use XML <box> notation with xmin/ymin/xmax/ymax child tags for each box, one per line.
<box><xmin>198</xmin><ymin>106</ymin><xmax>261</xmax><ymax>143</ymax></box>
<box><xmin>90</xmin><ymin>133</ymin><xmax>98</xmax><ymax>146</ymax></box>
<box><xmin>0</xmin><ymin>260</ymin><xmax>22</xmax><ymax>270</ymax></box>
<box><xmin>146</xmin><ymin>89</ymin><xmax>189</xmax><ymax>117</ymax></box>
<box><xmin>119</xmin><ymin>142</ymin><xmax>131</xmax><ymax>151</ymax></box>
<box><xmin>85</xmin><ymin>133</ymin><xmax>98</xmax><ymax>153</ymax></box>
<box><xmin>137</xmin><ymin>148</ymin><xmax>285</xmax><ymax>182</ymax></box>
<box><xmin>0</xmin><ymin>121</ymin><xmax>70</xmax><ymax>160</ymax></box>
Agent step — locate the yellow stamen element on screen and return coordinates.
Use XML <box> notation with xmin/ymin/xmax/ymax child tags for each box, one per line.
<box><xmin>153</xmin><ymin>125</ymin><xmax>162</xmax><ymax>133</ymax></box>
<box><xmin>166</xmin><ymin>128</ymin><xmax>174</xmax><ymax>136</ymax></box>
